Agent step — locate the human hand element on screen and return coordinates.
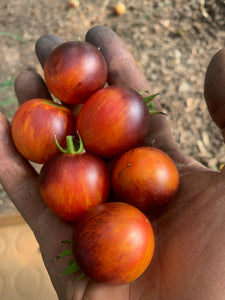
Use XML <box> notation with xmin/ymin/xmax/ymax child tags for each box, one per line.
<box><xmin>1</xmin><ymin>25</ymin><xmax>225</xmax><ymax>300</ymax></box>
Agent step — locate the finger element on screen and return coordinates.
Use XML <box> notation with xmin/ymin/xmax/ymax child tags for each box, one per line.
<box><xmin>2</xmin><ymin>35</ymin><xmax>88</xmax><ymax>298</ymax></box>
<box><xmin>85</xmin><ymin>26</ymin><xmax>154</xmax><ymax>98</ymax></box>
<box><xmin>85</xmin><ymin>26</ymin><xmax>166</xmax><ymax>134</ymax></box>
<box><xmin>15</xmin><ymin>38</ymin><xmax>83</xmax><ymax>117</ymax></box>
<box><xmin>35</xmin><ymin>34</ymin><xmax>64</xmax><ymax>68</ymax></box>
<box><xmin>0</xmin><ymin>113</ymin><xmax>45</xmax><ymax>226</ymax></box>
<box><xmin>85</xmin><ymin>26</ymin><xmax>202</xmax><ymax>171</ymax></box>
<box><xmin>2</xmin><ymin>50</ymin><xmax>62</xmax><ymax>225</ymax></box>
<box><xmin>0</xmin><ymin>112</ymin><xmax>83</xmax><ymax>299</ymax></box>
<box><xmin>204</xmin><ymin>48</ymin><xmax>225</xmax><ymax>132</ymax></box>
<box><xmin>14</xmin><ymin>35</ymin><xmax>63</xmax><ymax>106</ymax></box>
<box><xmin>34</xmin><ymin>34</ymin><xmax>84</xmax><ymax>117</ymax></box>
<box><xmin>14</xmin><ymin>70</ymin><xmax>52</xmax><ymax>105</ymax></box>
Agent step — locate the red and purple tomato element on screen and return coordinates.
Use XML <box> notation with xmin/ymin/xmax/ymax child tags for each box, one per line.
<box><xmin>11</xmin><ymin>99</ymin><xmax>76</xmax><ymax>164</ymax></box>
<box><xmin>39</xmin><ymin>150</ymin><xmax>111</xmax><ymax>222</ymax></box>
<box><xmin>44</xmin><ymin>41</ymin><xmax>108</xmax><ymax>104</ymax></box>
<box><xmin>76</xmin><ymin>86</ymin><xmax>150</xmax><ymax>159</ymax></box>
<box><xmin>112</xmin><ymin>147</ymin><xmax>179</xmax><ymax>214</ymax></box>
<box><xmin>72</xmin><ymin>202</ymin><xmax>155</xmax><ymax>285</ymax></box>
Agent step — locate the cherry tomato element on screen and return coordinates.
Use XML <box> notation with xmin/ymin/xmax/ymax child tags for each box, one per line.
<box><xmin>44</xmin><ymin>41</ymin><xmax>108</xmax><ymax>104</ymax></box>
<box><xmin>112</xmin><ymin>147</ymin><xmax>179</xmax><ymax>214</ymax></box>
<box><xmin>11</xmin><ymin>99</ymin><xmax>76</xmax><ymax>164</ymax></box>
<box><xmin>39</xmin><ymin>136</ymin><xmax>111</xmax><ymax>221</ymax></box>
<box><xmin>72</xmin><ymin>202</ymin><xmax>155</xmax><ymax>285</ymax></box>
<box><xmin>76</xmin><ymin>86</ymin><xmax>150</xmax><ymax>159</ymax></box>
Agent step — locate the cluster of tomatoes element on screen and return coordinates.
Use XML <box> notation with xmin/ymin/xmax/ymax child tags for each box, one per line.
<box><xmin>11</xmin><ymin>40</ymin><xmax>179</xmax><ymax>285</ymax></box>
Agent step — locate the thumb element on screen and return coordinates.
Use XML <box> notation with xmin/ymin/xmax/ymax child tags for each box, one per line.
<box><xmin>85</xmin><ymin>25</ymin><xmax>204</xmax><ymax>172</ymax></box>
<box><xmin>204</xmin><ymin>48</ymin><xmax>225</xmax><ymax>133</ymax></box>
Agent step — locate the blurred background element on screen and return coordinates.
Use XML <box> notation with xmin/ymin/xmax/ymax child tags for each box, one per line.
<box><xmin>0</xmin><ymin>1</ymin><xmax>225</xmax><ymax>299</ymax></box>
<box><xmin>0</xmin><ymin>0</ymin><xmax>225</xmax><ymax>213</ymax></box>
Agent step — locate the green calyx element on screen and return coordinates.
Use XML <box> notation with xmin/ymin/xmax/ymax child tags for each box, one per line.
<box><xmin>140</xmin><ymin>90</ymin><xmax>167</xmax><ymax>115</ymax></box>
<box><xmin>56</xmin><ymin>240</ymin><xmax>85</xmax><ymax>280</ymax></box>
<box><xmin>55</xmin><ymin>131</ymin><xmax>84</xmax><ymax>155</ymax></box>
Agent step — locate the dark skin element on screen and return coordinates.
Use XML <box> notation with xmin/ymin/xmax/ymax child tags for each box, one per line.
<box><xmin>1</xmin><ymin>25</ymin><xmax>225</xmax><ymax>300</ymax></box>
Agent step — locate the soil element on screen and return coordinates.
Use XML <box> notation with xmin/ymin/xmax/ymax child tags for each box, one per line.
<box><xmin>0</xmin><ymin>0</ymin><xmax>225</xmax><ymax>213</ymax></box>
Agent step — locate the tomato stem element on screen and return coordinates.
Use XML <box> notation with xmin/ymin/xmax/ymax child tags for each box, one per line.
<box><xmin>66</xmin><ymin>135</ymin><xmax>76</xmax><ymax>154</ymax></box>
<box><xmin>57</xmin><ymin>243</ymin><xmax>86</xmax><ymax>280</ymax></box>
<box><xmin>55</xmin><ymin>135</ymin><xmax>68</xmax><ymax>154</ymax></box>
<box><xmin>55</xmin><ymin>132</ymin><xmax>85</xmax><ymax>155</ymax></box>
<box><xmin>143</xmin><ymin>93</ymin><xmax>160</xmax><ymax>103</ymax></box>
<box><xmin>62</xmin><ymin>260</ymin><xmax>80</xmax><ymax>275</ymax></box>
<box><xmin>139</xmin><ymin>89</ymin><xmax>150</xmax><ymax>95</ymax></box>
<box><xmin>76</xmin><ymin>131</ymin><xmax>84</xmax><ymax>154</ymax></box>
<box><xmin>140</xmin><ymin>91</ymin><xmax>167</xmax><ymax>115</ymax></box>
<box><xmin>57</xmin><ymin>248</ymin><xmax>73</xmax><ymax>258</ymax></box>
<box><xmin>76</xmin><ymin>272</ymin><xmax>86</xmax><ymax>280</ymax></box>
<box><xmin>61</xmin><ymin>240</ymin><xmax>72</xmax><ymax>244</ymax></box>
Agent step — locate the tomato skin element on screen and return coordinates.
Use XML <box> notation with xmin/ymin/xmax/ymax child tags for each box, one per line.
<box><xmin>39</xmin><ymin>152</ymin><xmax>111</xmax><ymax>221</ymax></box>
<box><xmin>112</xmin><ymin>147</ymin><xmax>179</xmax><ymax>214</ymax></box>
<box><xmin>76</xmin><ymin>86</ymin><xmax>150</xmax><ymax>159</ymax></box>
<box><xmin>72</xmin><ymin>202</ymin><xmax>155</xmax><ymax>285</ymax></box>
<box><xmin>11</xmin><ymin>99</ymin><xmax>76</xmax><ymax>164</ymax></box>
<box><xmin>44</xmin><ymin>41</ymin><xmax>108</xmax><ymax>104</ymax></box>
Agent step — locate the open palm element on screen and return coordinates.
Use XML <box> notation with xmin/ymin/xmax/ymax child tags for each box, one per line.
<box><xmin>1</xmin><ymin>26</ymin><xmax>225</xmax><ymax>300</ymax></box>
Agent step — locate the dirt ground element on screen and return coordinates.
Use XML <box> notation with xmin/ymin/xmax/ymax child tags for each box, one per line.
<box><xmin>0</xmin><ymin>0</ymin><xmax>225</xmax><ymax>213</ymax></box>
